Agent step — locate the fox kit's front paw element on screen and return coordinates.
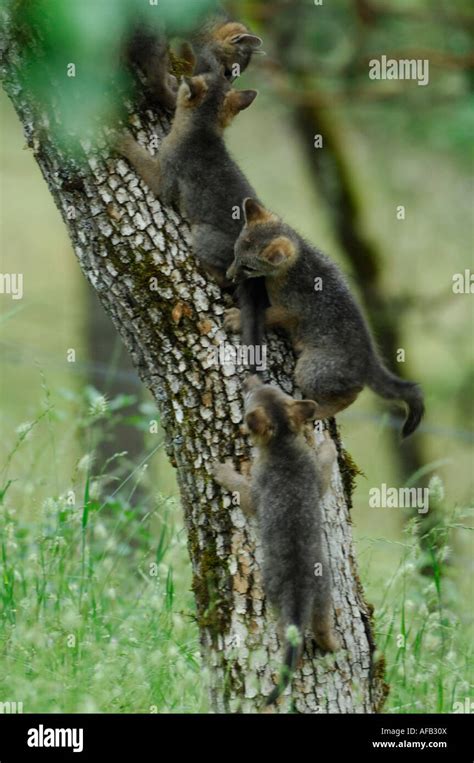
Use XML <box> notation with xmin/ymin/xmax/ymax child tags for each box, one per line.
<box><xmin>316</xmin><ymin>437</ymin><xmax>337</xmax><ymax>462</ymax></box>
<box><xmin>315</xmin><ymin>437</ymin><xmax>337</xmax><ymax>494</ymax></box>
<box><xmin>224</xmin><ymin>307</ymin><xmax>242</xmax><ymax>334</ymax></box>
<box><xmin>211</xmin><ymin>459</ymin><xmax>237</xmax><ymax>488</ymax></box>
<box><xmin>312</xmin><ymin>610</ymin><xmax>341</xmax><ymax>653</ymax></box>
<box><xmin>314</xmin><ymin>628</ymin><xmax>341</xmax><ymax>653</ymax></box>
<box><xmin>115</xmin><ymin>130</ymin><xmax>137</xmax><ymax>160</ymax></box>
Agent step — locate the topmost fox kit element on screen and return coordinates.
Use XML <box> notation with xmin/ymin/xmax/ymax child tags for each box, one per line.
<box><xmin>127</xmin><ymin>12</ymin><xmax>263</xmax><ymax>112</ymax></box>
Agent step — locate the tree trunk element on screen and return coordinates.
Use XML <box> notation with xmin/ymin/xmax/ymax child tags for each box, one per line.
<box><xmin>0</xmin><ymin>8</ymin><xmax>387</xmax><ymax>713</ymax></box>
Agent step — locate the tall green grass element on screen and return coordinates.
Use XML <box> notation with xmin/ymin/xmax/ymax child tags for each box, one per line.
<box><xmin>365</xmin><ymin>508</ymin><xmax>473</xmax><ymax>713</ymax></box>
<box><xmin>0</xmin><ymin>387</ymin><xmax>208</xmax><ymax>713</ymax></box>
<box><xmin>0</xmin><ymin>386</ymin><xmax>472</xmax><ymax>713</ymax></box>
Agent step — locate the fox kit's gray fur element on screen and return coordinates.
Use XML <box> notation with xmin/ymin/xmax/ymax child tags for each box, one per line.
<box><xmin>226</xmin><ymin>199</ymin><xmax>424</xmax><ymax>437</ymax></box>
<box><xmin>127</xmin><ymin>26</ymin><xmax>181</xmax><ymax>112</ymax></box>
<box><xmin>116</xmin><ymin>73</ymin><xmax>257</xmax><ymax>279</ymax></box>
<box><xmin>212</xmin><ymin>375</ymin><xmax>339</xmax><ymax>706</ymax></box>
<box><xmin>116</xmin><ymin>74</ymin><xmax>268</xmax><ymax>364</ymax></box>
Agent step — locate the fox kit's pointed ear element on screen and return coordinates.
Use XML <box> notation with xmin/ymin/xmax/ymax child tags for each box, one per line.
<box><xmin>231</xmin><ymin>33</ymin><xmax>263</xmax><ymax>49</ymax></box>
<box><xmin>180</xmin><ymin>75</ymin><xmax>208</xmax><ymax>103</ymax></box>
<box><xmin>243</xmin><ymin>198</ymin><xmax>276</xmax><ymax>227</ymax></box>
<box><xmin>221</xmin><ymin>90</ymin><xmax>257</xmax><ymax>128</ymax></box>
<box><xmin>261</xmin><ymin>236</ymin><xmax>297</xmax><ymax>266</ymax></box>
<box><xmin>289</xmin><ymin>400</ymin><xmax>319</xmax><ymax>430</ymax></box>
<box><xmin>245</xmin><ymin>406</ymin><xmax>274</xmax><ymax>442</ymax></box>
<box><xmin>219</xmin><ymin>90</ymin><xmax>257</xmax><ymax>129</ymax></box>
<box><xmin>225</xmin><ymin>89</ymin><xmax>258</xmax><ymax>114</ymax></box>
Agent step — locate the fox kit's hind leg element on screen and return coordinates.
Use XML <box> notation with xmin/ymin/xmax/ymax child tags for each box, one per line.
<box><xmin>191</xmin><ymin>225</ymin><xmax>234</xmax><ymax>288</ymax></box>
<box><xmin>310</xmin><ymin>389</ymin><xmax>361</xmax><ymax>419</ymax></box>
<box><xmin>211</xmin><ymin>460</ymin><xmax>254</xmax><ymax>516</ymax></box>
<box><xmin>116</xmin><ymin>133</ymin><xmax>162</xmax><ymax>196</ymax></box>
<box><xmin>315</xmin><ymin>438</ymin><xmax>337</xmax><ymax>495</ymax></box>
<box><xmin>295</xmin><ymin>351</ymin><xmax>362</xmax><ymax>419</ymax></box>
<box><xmin>312</xmin><ymin>557</ymin><xmax>340</xmax><ymax>653</ymax></box>
<box><xmin>311</xmin><ymin>605</ymin><xmax>340</xmax><ymax>652</ymax></box>
<box><xmin>312</xmin><ymin>438</ymin><xmax>339</xmax><ymax>652</ymax></box>
<box><xmin>224</xmin><ymin>306</ymin><xmax>242</xmax><ymax>333</ymax></box>
<box><xmin>224</xmin><ymin>304</ymin><xmax>295</xmax><ymax>335</ymax></box>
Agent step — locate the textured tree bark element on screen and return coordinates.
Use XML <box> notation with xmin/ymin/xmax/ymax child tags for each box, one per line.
<box><xmin>0</xmin><ymin>9</ymin><xmax>388</xmax><ymax>713</ymax></box>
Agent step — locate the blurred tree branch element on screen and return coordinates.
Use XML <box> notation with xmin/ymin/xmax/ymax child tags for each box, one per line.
<box><xmin>354</xmin><ymin>0</ymin><xmax>474</xmax><ymax>28</ymax></box>
<box><xmin>250</xmin><ymin>0</ymin><xmax>474</xmax><ymax>29</ymax></box>
<box><xmin>255</xmin><ymin>3</ymin><xmax>449</xmax><ymax>574</ymax></box>
<box><xmin>261</xmin><ymin>61</ymin><xmax>468</xmax><ymax>107</ymax></box>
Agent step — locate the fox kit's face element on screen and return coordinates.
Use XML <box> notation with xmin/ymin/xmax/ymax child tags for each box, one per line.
<box><xmin>211</xmin><ymin>22</ymin><xmax>263</xmax><ymax>77</ymax></box>
<box><xmin>228</xmin><ymin>198</ymin><xmax>298</xmax><ymax>281</ymax></box>
<box><xmin>243</xmin><ymin>375</ymin><xmax>318</xmax><ymax>446</ymax></box>
<box><xmin>176</xmin><ymin>73</ymin><xmax>257</xmax><ymax>130</ymax></box>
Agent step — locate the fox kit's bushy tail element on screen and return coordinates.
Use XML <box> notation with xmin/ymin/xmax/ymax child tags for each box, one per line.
<box><xmin>368</xmin><ymin>361</ymin><xmax>424</xmax><ymax>438</ymax></box>
<box><xmin>236</xmin><ymin>278</ymin><xmax>269</xmax><ymax>375</ymax></box>
<box><xmin>265</xmin><ymin>625</ymin><xmax>303</xmax><ymax>707</ymax></box>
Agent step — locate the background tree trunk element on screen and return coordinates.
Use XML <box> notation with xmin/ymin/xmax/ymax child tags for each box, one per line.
<box><xmin>0</xmin><ymin>8</ymin><xmax>388</xmax><ymax>713</ymax></box>
<box><xmin>85</xmin><ymin>286</ymin><xmax>147</xmax><ymax>515</ymax></box>
<box><xmin>256</xmin><ymin>2</ymin><xmax>426</xmax><ymax>483</ymax></box>
<box><xmin>258</xmin><ymin>4</ymin><xmax>438</xmax><ymax>565</ymax></box>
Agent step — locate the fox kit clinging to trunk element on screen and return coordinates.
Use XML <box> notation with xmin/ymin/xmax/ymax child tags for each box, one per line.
<box><xmin>116</xmin><ymin>73</ymin><xmax>269</xmax><ymax>366</ymax></box>
<box><xmin>226</xmin><ymin>199</ymin><xmax>425</xmax><ymax>437</ymax></box>
<box><xmin>212</xmin><ymin>375</ymin><xmax>339</xmax><ymax>706</ymax></box>
<box><xmin>191</xmin><ymin>15</ymin><xmax>263</xmax><ymax>79</ymax></box>
<box><xmin>127</xmin><ymin>27</ymin><xmax>182</xmax><ymax>112</ymax></box>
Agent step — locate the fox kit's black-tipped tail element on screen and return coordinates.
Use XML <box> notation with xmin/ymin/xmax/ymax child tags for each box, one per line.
<box><xmin>368</xmin><ymin>361</ymin><xmax>424</xmax><ymax>438</ymax></box>
<box><xmin>236</xmin><ymin>277</ymin><xmax>269</xmax><ymax>375</ymax></box>
<box><xmin>265</xmin><ymin>628</ymin><xmax>302</xmax><ymax>707</ymax></box>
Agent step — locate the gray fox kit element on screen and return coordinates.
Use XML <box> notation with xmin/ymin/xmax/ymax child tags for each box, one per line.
<box><xmin>127</xmin><ymin>14</ymin><xmax>262</xmax><ymax>111</ymax></box>
<box><xmin>226</xmin><ymin>199</ymin><xmax>424</xmax><ymax>437</ymax></box>
<box><xmin>127</xmin><ymin>27</ymin><xmax>181</xmax><ymax>112</ymax></box>
<box><xmin>212</xmin><ymin>375</ymin><xmax>339</xmax><ymax>706</ymax></box>
<box><xmin>191</xmin><ymin>15</ymin><xmax>263</xmax><ymax>79</ymax></box>
<box><xmin>116</xmin><ymin>73</ymin><xmax>269</xmax><ymax>365</ymax></box>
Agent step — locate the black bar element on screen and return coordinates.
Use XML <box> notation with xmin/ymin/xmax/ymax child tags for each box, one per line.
<box><xmin>0</xmin><ymin>712</ymin><xmax>471</xmax><ymax>760</ymax></box>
